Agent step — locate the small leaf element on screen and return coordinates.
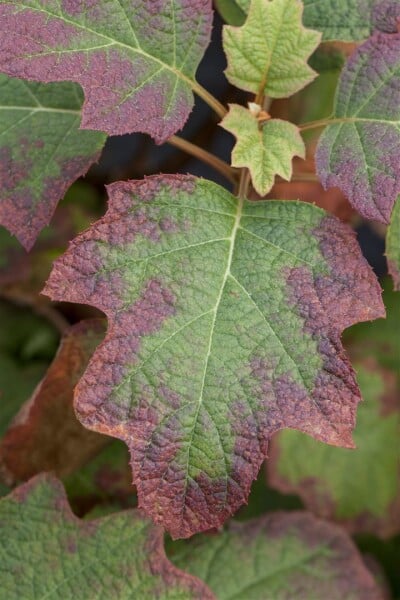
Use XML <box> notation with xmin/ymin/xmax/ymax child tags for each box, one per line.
<box><xmin>0</xmin><ymin>474</ymin><xmax>213</xmax><ymax>599</ymax></box>
<box><xmin>43</xmin><ymin>175</ymin><xmax>383</xmax><ymax>538</ymax></box>
<box><xmin>0</xmin><ymin>320</ymin><xmax>107</xmax><ymax>486</ymax></box>
<box><xmin>223</xmin><ymin>0</ymin><xmax>321</xmax><ymax>98</ymax></box>
<box><xmin>0</xmin><ymin>1</ymin><xmax>213</xmax><ymax>143</ymax></box>
<box><xmin>216</xmin><ymin>0</ymin><xmax>377</xmax><ymax>41</ymax></box>
<box><xmin>316</xmin><ymin>25</ymin><xmax>400</xmax><ymax>224</ymax></box>
<box><xmin>387</xmin><ymin>196</ymin><xmax>400</xmax><ymax>290</ymax></box>
<box><xmin>0</xmin><ymin>75</ymin><xmax>106</xmax><ymax>250</ymax></box>
<box><xmin>169</xmin><ymin>513</ymin><xmax>381</xmax><ymax>599</ymax></box>
<box><xmin>268</xmin><ymin>362</ymin><xmax>400</xmax><ymax>537</ymax></box>
<box><xmin>221</xmin><ymin>104</ymin><xmax>305</xmax><ymax>195</ymax></box>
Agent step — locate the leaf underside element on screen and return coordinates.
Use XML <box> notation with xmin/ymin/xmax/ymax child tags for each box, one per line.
<box><xmin>0</xmin><ymin>0</ymin><xmax>212</xmax><ymax>143</ymax></box>
<box><xmin>43</xmin><ymin>175</ymin><xmax>384</xmax><ymax>538</ymax></box>
<box><xmin>268</xmin><ymin>362</ymin><xmax>400</xmax><ymax>538</ymax></box>
<box><xmin>0</xmin><ymin>474</ymin><xmax>213</xmax><ymax>599</ymax></box>
<box><xmin>0</xmin><ymin>320</ymin><xmax>107</xmax><ymax>486</ymax></box>
<box><xmin>316</xmin><ymin>25</ymin><xmax>400</xmax><ymax>224</ymax></box>
<box><xmin>0</xmin><ymin>75</ymin><xmax>105</xmax><ymax>249</ymax></box>
<box><xmin>170</xmin><ymin>513</ymin><xmax>381</xmax><ymax>599</ymax></box>
<box><xmin>223</xmin><ymin>0</ymin><xmax>321</xmax><ymax>98</ymax></box>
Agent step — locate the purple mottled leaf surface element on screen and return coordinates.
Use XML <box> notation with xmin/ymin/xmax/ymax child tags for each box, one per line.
<box><xmin>0</xmin><ymin>0</ymin><xmax>212</xmax><ymax>143</ymax></box>
<box><xmin>43</xmin><ymin>175</ymin><xmax>383</xmax><ymax>538</ymax></box>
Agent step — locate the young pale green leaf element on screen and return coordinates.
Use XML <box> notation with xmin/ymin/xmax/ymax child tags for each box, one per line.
<box><xmin>0</xmin><ymin>474</ymin><xmax>213</xmax><ymax>599</ymax></box>
<box><xmin>223</xmin><ymin>0</ymin><xmax>321</xmax><ymax>98</ymax></box>
<box><xmin>0</xmin><ymin>320</ymin><xmax>107</xmax><ymax>486</ymax></box>
<box><xmin>268</xmin><ymin>362</ymin><xmax>400</xmax><ymax>537</ymax></box>
<box><xmin>169</xmin><ymin>513</ymin><xmax>381</xmax><ymax>599</ymax></box>
<box><xmin>216</xmin><ymin>0</ymin><xmax>376</xmax><ymax>41</ymax></box>
<box><xmin>42</xmin><ymin>175</ymin><xmax>384</xmax><ymax>538</ymax></box>
<box><xmin>387</xmin><ymin>197</ymin><xmax>400</xmax><ymax>290</ymax></box>
<box><xmin>316</xmin><ymin>22</ymin><xmax>400</xmax><ymax>224</ymax></box>
<box><xmin>221</xmin><ymin>104</ymin><xmax>305</xmax><ymax>195</ymax></box>
<box><xmin>0</xmin><ymin>75</ymin><xmax>106</xmax><ymax>250</ymax></box>
<box><xmin>0</xmin><ymin>0</ymin><xmax>213</xmax><ymax>143</ymax></box>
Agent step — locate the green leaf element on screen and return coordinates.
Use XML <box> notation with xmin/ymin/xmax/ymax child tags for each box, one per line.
<box><xmin>216</xmin><ymin>0</ymin><xmax>376</xmax><ymax>41</ymax></box>
<box><xmin>223</xmin><ymin>0</ymin><xmax>321</xmax><ymax>98</ymax></box>
<box><xmin>43</xmin><ymin>175</ymin><xmax>383</xmax><ymax>538</ymax></box>
<box><xmin>268</xmin><ymin>362</ymin><xmax>400</xmax><ymax>537</ymax></box>
<box><xmin>0</xmin><ymin>75</ymin><xmax>106</xmax><ymax>249</ymax></box>
<box><xmin>0</xmin><ymin>320</ymin><xmax>108</xmax><ymax>486</ymax></box>
<box><xmin>387</xmin><ymin>197</ymin><xmax>400</xmax><ymax>290</ymax></box>
<box><xmin>0</xmin><ymin>474</ymin><xmax>213</xmax><ymax>599</ymax></box>
<box><xmin>169</xmin><ymin>513</ymin><xmax>381</xmax><ymax>599</ymax></box>
<box><xmin>221</xmin><ymin>104</ymin><xmax>305</xmax><ymax>195</ymax></box>
<box><xmin>316</xmin><ymin>29</ymin><xmax>400</xmax><ymax>224</ymax></box>
<box><xmin>0</xmin><ymin>0</ymin><xmax>214</xmax><ymax>143</ymax></box>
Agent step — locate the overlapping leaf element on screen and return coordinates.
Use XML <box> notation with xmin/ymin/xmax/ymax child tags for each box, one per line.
<box><xmin>221</xmin><ymin>104</ymin><xmax>305</xmax><ymax>195</ymax></box>
<box><xmin>169</xmin><ymin>513</ymin><xmax>381</xmax><ymax>599</ymax></box>
<box><xmin>0</xmin><ymin>474</ymin><xmax>213</xmax><ymax>599</ymax></box>
<box><xmin>217</xmin><ymin>0</ymin><xmax>379</xmax><ymax>41</ymax></box>
<box><xmin>0</xmin><ymin>0</ymin><xmax>213</xmax><ymax>142</ymax></box>
<box><xmin>268</xmin><ymin>362</ymin><xmax>400</xmax><ymax>537</ymax></box>
<box><xmin>387</xmin><ymin>197</ymin><xmax>400</xmax><ymax>290</ymax></box>
<box><xmin>223</xmin><ymin>0</ymin><xmax>321</xmax><ymax>98</ymax></box>
<box><xmin>43</xmin><ymin>174</ymin><xmax>383</xmax><ymax>538</ymax></box>
<box><xmin>0</xmin><ymin>75</ymin><xmax>105</xmax><ymax>249</ymax></box>
<box><xmin>0</xmin><ymin>320</ymin><xmax>107</xmax><ymax>486</ymax></box>
<box><xmin>316</xmin><ymin>19</ymin><xmax>400</xmax><ymax>224</ymax></box>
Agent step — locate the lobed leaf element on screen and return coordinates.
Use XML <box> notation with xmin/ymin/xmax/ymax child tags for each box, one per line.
<box><xmin>216</xmin><ymin>0</ymin><xmax>377</xmax><ymax>41</ymax></box>
<box><xmin>0</xmin><ymin>0</ymin><xmax>213</xmax><ymax>143</ymax></box>
<box><xmin>268</xmin><ymin>362</ymin><xmax>400</xmax><ymax>537</ymax></box>
<box><xmin>0</xmin><ymin>320</ymin><xmax>108</xmax><ymax>486</ymax></box>
<box><xmin>387</xmin><ymin>197</ymin><xmax>400</xmax><ymax>290</ymax></box>
<box><xmin>0</xmin><ymin>474</ymin><xmax>213</xmax><ymax>599</ymax></box>
<box><xmin>169</xmin><ymin>513</ymin><xmax>381</xmax><ymax>599</ymax></box>
<box><xmin>221</xmin><ymin>104</ymin><xmax>305</xmax><ymax>195</ymax></box>
<box><xmin>223</xmin><ymin>0</ymin><xmax>321</xmax><ymax>99</ymax></box>
<box><xmin>0</xmin><ymin>75</ymin><xmax>105</xmax><ymax>249</ymax></box>
<box><xmin>316</xmin><ymin>17</ymin><xmax>400</xmax><ymax>224</ymax></box>
<box><xmin>43</xmin><ymin>174</ymin><xmax>384</xmax><ymax>538</ymax></box>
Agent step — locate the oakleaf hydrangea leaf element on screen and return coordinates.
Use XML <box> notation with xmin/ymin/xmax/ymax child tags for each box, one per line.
<box><xmin>223</xmin><ymin>0</ymin><xmax>321</xmax><ymax>98</ymax></box>
<box><xmin>387</xmin><ymin>197</ymin><xmax>400</xmax><ymax>290</ymax></box>
<box><xmin>268</xmin><ymin>362</ymin><xmax>400</xmax><ymax>537</ymax></box>
<box><xmin>0</xmin><ymin>75</ymin><xmax>106</xmax><ymax>250</ymax></box>
<box><xmin>217</xmin><ymin>0</ymin><xmax>377</xmax><ymax>41</ymax></box>
<box><xmin>316</xmin><ymin>25</ymin><xmax>400</xmax><ymax>224</ymax></box>
<box><xmin>221</xmin><ymin>104</ymin><xmax>305</xmax><ymax>195</ymax></box>
<box><xmin>169</xmin><ymin>513</ymin><xmax>381</xmax><ymax>599</ymax></box>
<box><xmin>43</xmin><ymin>175</ymin><xmax>384</xmax><ymax>538</ymax></box>
<box><xmin>0</xmin><ymin>474</ymin><xmax>213</xmax><ymax>599</ymax></box>
<box><xmin>0</xmin><ymin>320</ymin><xmax>107</xmax><ymax>486</ymax></box>
<box><xmin>0</xmin><ymin>0</ymin><xmax>213</xmax><ymax>143</ymax></box>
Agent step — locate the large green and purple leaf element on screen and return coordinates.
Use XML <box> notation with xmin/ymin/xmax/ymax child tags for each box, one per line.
<box><xmin>0</xmin><ymin>474</ymin><xmax>213</xmax><ymax>599</ymax></box>
<box><xmin>268</xmin><ymin>362</ymin><xmax>400</xmax><ymax>537</ymax></box>
<box><xmin>316</xmin><ymin>17</ymin><xmax>400</xmax><ymax>224</ymax></box>
<box><xmin>42</xmin><ymin>174</ymin><xmax>384</xmax><ymax>538</ymax></box>
<box><xmin>0</xmin><ymin>320</ymin><xmax>108</xmax><ymax>486</ymax></box>
<box><xmin>216</xmin><ymin>0</ymin><xmax>377</xmax><ymax>41</ymax></box>
<box><xmin>223</xmin><ymin>0</ymin><xmax>321</xmax><ymax>99</ymax></box>
<box><xmin>0</xmin><ymin>0</ymin><xmax>213</xmax><ymax>142</ymax></box>
<box><xmin>169</xmin><ymin>513</ymin><xmax>381</xmax><ymax>599</ymax></box>
<box><xmin>0</xmin><ymin>75</ymin><xmax>105</xmax><ymax>249</ymax></box>
<box><xmin>386</xmin><ymin>197</ymin><xmax>400</xmax><ymax>290</ymax></box>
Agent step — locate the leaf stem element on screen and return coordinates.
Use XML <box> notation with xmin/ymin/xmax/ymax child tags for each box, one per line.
<box><xmin>237</xmin><ymin>168</ymin><xmax>251</xmax><ymax>199</ymax></box>
<box><xmin>168</xmin><ymin>135</ymin><xmax>238</xmax><ymax>184</ymax></box>
<box><xmin>191</xmin><ymin>81</ymin><xmax>228</xmax><ymax>119</ymax></box>
<box><xmin>299</xmin><ymin>117</ymin><xmax>338</xmax><ymax>131</ymax></box>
